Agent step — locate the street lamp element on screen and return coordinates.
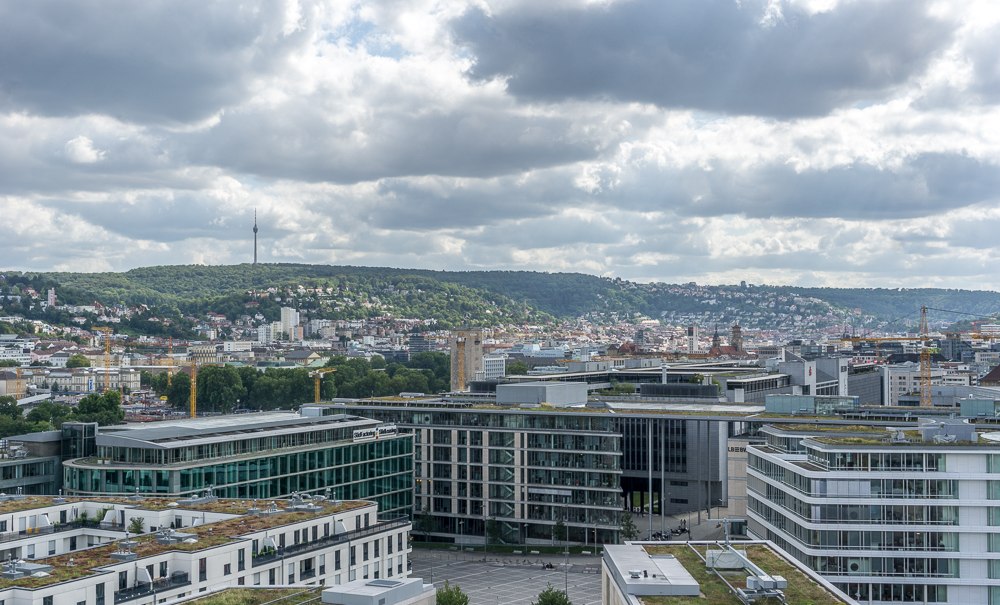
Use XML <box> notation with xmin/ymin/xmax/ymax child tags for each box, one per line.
<box><xmin>458</xmin><ymin>521</ymin><xmax>464</xmax><ymax>551</ymax></box>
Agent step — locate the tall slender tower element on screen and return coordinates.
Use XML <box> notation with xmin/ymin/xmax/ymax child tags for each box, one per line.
<box><xmin>253</xmin><ymin>209</ymin><xmax>259</xmax><ymax>265</ymax></box>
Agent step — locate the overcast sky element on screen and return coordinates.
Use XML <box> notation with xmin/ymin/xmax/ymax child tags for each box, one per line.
<box><xmin>3</xmin><ymin>0</ymin><xmax>999</xmax><ymax>289</ymax></box>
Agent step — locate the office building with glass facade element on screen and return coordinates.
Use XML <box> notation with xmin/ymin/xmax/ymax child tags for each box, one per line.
<box><xmin>747</xmin><ymin>421</ymin><xmax>1000</xmax><ymax>605</ymax></box>
<box><xmin>315</xmin><ymin>400</ymin><xmax>732</xmax><ymax>547</ymax></box>
<box><xmin>62</xmin><ymin>411</ymin><xmax>413</xmax><ymax>518</ymax></box>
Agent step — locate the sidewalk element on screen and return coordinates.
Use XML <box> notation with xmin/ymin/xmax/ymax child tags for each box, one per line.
<box><xmin>630</xmin><ymin>506</ymin><xmax>735</xmax><ymax>542</ymax></box>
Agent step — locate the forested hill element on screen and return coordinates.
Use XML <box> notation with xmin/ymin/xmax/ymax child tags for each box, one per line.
<box><xmin>4</xmin><ymin>264</ymin><xmax>1000</xmax><ymax>331</ymax></box>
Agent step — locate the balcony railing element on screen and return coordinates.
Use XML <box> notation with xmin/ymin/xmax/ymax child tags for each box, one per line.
<box><xmin>252</xmin><ymin>518</ymin><xmax>409</xmax><ymax>568</ymax></box>
<box><xmin>0</xmin><ymin>521</ymin><xmax>101</xmax><ymax>545</ymax></box>
<box><xmin>114</xmin><ymin>572</ymin><xmax>190</xmax><ymax>603</ymax></box>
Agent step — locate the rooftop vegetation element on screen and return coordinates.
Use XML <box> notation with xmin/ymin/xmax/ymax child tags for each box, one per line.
<box><xmin>640</xmin><ymin>544</ymin><xmax>847</xmax><ymax>605</ymax></box>
<box><xmin>186</xmin><ymin>587</ymin><xmax>323</xmax><ymax>605</ymax></box>
<box><xmin>0</xmin><ymin>498</ymin><xmax>367</xmax><ymax>589</ymax></box>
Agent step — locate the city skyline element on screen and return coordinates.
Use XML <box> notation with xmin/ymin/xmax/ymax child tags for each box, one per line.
<box><xmin>2</xmin><ymin>1</ymin><xmax>999</xmax><ymax>290</ymax></box>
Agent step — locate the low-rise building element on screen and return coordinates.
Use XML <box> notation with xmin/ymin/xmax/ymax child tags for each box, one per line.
<box><xmin>321</xmin><ymin>576</ymin><xmax>435</xmax><ymax>605</ymax></box>
<box><xmin>0</xmin><ymin>494</ymin><xmax>411</xmax><ymax>605</ymax></box>
<box><xmin>601</xmin><ymin>541</ymin><xmax>855</xmax><ymax>605</ymax></box>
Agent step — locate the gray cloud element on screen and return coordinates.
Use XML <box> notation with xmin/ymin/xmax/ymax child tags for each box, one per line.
<box><xmin>967</xmin><ymin>23</ymin><xmax>1000</xmax><ymax>102</ymax></box>
<box><xmin>0</xmin><ymin>1</ymin><xmax>309</xmax><ymax>124</ymax></box>
<box><xmin>600</xmin><ymin>152</ymin><xmax>1000</xmax><ymax>219</ymax></box>
<box><xmin>183</xmin><ymin>102</ymin><xmax>604</xmax><ymax>183</ymax></box>
<box><xmin>38</xmin><ymin>193</ymin><xmax>262</xmax><ymax>243</ymax></box>
<box><xmin>452</xmin><ymin>0</ymin><xmax>953</xmax><ymax>117</ymax></box>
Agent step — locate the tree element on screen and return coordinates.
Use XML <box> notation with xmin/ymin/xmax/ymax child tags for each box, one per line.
<box><xmin>26</xmin><ymin>401</ymin><xmax>73</xmax><ymax>428</ymax></box>
<box><xmin>436</xmin><ymin>581</ymin><xmax>469</xmax><ymax>605</ymax></box>
<box><xmin>66</xmin><ymin>354</ymin><xmax>91</xmax><ymax>368</ymax></box>
<box><xmin>75</xmin><ymin>391</ymin><xmax>125</xmax><ymax>425</ymax></box>
<box><xmin>619</xmin><ymin>511</ymin><xmax>639</xmax><ymax>542</ymax></box>
<box><xmin>507</xmin><ymin>360</ymin><xmax>529</xmax><ymax>375</ymax></box>
<box><xmin>128</xmin><ymin>517</ymin><xmax>145</xmax><ymax>534</ymax></box>
<box><xmin>414</xmin><ymin>508</ymin><xmax>433</xmax><ymax>539</ymax></box>
<box><xmin>0</xmin><ymin>396</ymin><xmax>21</xmax><ymax>419</ymax></box>
<box><xmin>0</xmin><ymin>360</ymin><xmax>19</xmax><ymax>368</ymax></box>
<box><xmin>166</xmin><ymin>372</ymin><xmax>191</xmax><ymax>409</ymax></box>
<box><xmin>532</xmin><ymin>584</ymin><xmax>572</xmax><ymax>605</ymax></box>
<box><xmin>486</xmin><ymin>516</ymin><xmax>502</xmax><ymax>549</ymax></box>
<box><xmin>196</xmin><ymin>365</ymin><xmax>244</xmax><ymax>414</ymax></box>
<box><xmin>553</xmin><ymin>516</ymin><xmax>567</xmax><ymax>544</ymax></box>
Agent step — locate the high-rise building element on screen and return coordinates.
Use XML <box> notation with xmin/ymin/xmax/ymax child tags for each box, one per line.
<box><xmin>46</xmin><ymin>288</ymin><xmax>56</xmax><ymax>307</ymax></box>
<box><xmin>281</xmin><ymin>306</ymin><xmax>300</xmax><ymax>340</ymax></box>
<box><xmin>449</xmin><ymin>329</ymin><xmax>483</xmax><ymax>391</ymax></box>
<box><xmin>687</xmin><ymin>325</ymin><xmax>699</xmax><ymax>354</ymax></box>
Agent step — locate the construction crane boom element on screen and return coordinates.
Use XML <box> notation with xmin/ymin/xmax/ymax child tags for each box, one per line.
<box><xmin>919</xmin><ymin>306</ymin><xmax>932</xmax><ymax>409</ymax></box>
<box><xmin>842</xmin><ymin>306</ymin><xmax>934</xmax><ymax>407</ymax></box>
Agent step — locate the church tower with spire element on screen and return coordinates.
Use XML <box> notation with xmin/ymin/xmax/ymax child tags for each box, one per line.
<box><xmin>253</xmin><ymin>209</ymin><xmax>259</xmax><ymax>265</ymax></box>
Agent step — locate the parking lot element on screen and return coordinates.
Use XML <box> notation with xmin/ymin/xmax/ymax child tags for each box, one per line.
<box><xmin>410</xmin><ymin>549</ymin><xmax>604</xmax><ymax>605</ymax></box>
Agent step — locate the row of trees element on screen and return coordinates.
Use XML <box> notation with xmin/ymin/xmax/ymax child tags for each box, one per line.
<box><xmin>143</xmin><ymin>366</ymin><xmax>317</xmax><ymax>414</ymax></box>
<box><xmin>141</xmin><ymin>352</ymin><xmax>452</xmax><ymax>414</ymax></box>
<box><xmin>438</xmin><ymin>581</ymin><xmax>571</xmax><ymax>605</ymax></box>
<box><xmin>0</xmin><ymin>391</ymin><xmax>125</xmax><ymax>438</ymax></box>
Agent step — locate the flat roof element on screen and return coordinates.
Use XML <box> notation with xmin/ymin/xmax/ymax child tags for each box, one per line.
<box><xmin>98</xmin><ymin>412</ymin><xmax>380</xmax><ymax>449</ymax></box>
<box><xmin>603</xmin><ymin>544</ymin><xmax>699</xmax><ymax>597</ymax></box>
<box><xmin>606</xmin><ymin>541</ymin><xmax>854</xmax><ymax>605</ymax></box>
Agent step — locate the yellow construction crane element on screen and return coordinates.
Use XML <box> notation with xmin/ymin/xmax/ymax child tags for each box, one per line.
<box><xmin>93</xmin><ymin>327</ymin><xmax>113</xmax><ymax>393</ymax></box>
<box><xmin>166</xmin><ymin>337</ymin><xmax>173</xmax><ymax>388</ymax></box>
<box><xmin>185</xmin><ymin>360</ymin><xmax>229</xmax><ymax>418</ymax></box>
<box><xmin>842</xmin><ymin>306</ymin><xmax>934</xmax><ymax>407</ymax></box>
<box><xmin>309</xmin><ymin>368</ymin><xmax>337</xmax><ymax>403</ymax></box>
<box><xmin>189</xmin><ymin>361</ymin><xmax>198</xmax><ymax>419</ymax></box>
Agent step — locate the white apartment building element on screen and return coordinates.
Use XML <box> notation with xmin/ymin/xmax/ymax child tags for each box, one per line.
<box><xmin>747</xmin><ymin>420</ymin><xmax>1000</xmax><ymax>605</ymax></box>
<box><xmin>222</xmin><ymin>340</ymin><xmax>254</xmax><ymax>353</ymax></box>
<box><xmin>0</xmin><ymin>494</ymin><xmax>411</xmax><ymax>605</ymax></box>
<box><xmin>281</xmin><ymin>307</ymin><xmax>300</xmax><ymax>340</ymax></box>
<box><xmin>0</xmin><ymin>339</ymin><xmax>32</xmax><ymax>366</ymax></box>
<box><xmin>479</xmin><ymin>352</ymin><xmax>507</xmax><ymax>380</ymax></box>
<box><xmin>257</xmin><ymin>323</ymin><xmax>274</xmax><ymax>344</ymax></box>
<box><xmin>881</xmin><ymin>362</ymin><xmax>946</xmax><ymax>406</ymax></box>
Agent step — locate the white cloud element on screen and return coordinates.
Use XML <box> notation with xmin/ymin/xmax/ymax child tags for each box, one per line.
<box><xmin>64</xmin><ymin>136</ymin><xmax>107</xmax><ymax>164</ymax></box>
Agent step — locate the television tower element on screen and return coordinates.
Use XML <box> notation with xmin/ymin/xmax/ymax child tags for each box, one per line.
<box><xmin>253</xmin><ymin>209</ymin><xmax>258</xmax><ymax>265</ymax></box>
